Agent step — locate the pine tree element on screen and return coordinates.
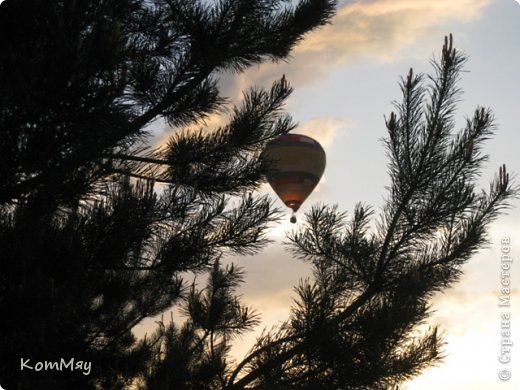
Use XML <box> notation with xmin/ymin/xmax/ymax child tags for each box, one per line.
<box><xmin>0</xmin><ymin>1</ymin><xmax>516</xmax><ymax>389</ymax></box>
<box><xmin>0</xmin><ymin>0</ymin><xmax>335</xmax><ymax>389</ymax></box>
<box><xmin>220</xmin><ymin>35</ymin><xmax>518</xmax><ymax>389</ymax></box>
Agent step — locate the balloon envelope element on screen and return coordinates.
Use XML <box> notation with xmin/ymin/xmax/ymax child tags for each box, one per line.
<box><xmin>263</xmin><ymin>134</ymin><xmax>326</xmax><ymax>212</ymax></box>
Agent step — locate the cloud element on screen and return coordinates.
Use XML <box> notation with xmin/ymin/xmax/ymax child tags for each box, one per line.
<box><xmin>295</xmin><ymin>117</ymin><xmax>348</xmax><ymax>148</ymax></box>
<box><xmin>155</xmin><ymin>0</ymin><xmax>492</xmax><ymax>154</ymax></box>
<box><xmin>151</xmin><ymin>109</ymin><xmax>230</xmax><ymax>149</ymax></box>
<box><xmin>222</xmin><ymin>0</ymin><xmax>490</xmax><ymax>96</ymax></box>
<box><xmin>154</xmin><ymin>112</ymin><xmax>347</xmax><ymax>167</ymax></box>
<box><xmin>225</xmin><ymin>246</ymin><xmax>313</xmax><ymax>360</ymax></box>
<box><xmin>428</xmin><ymin>286</ymin><xmax>520</xmax><ymax>336</ymax></box>
<box><xmin>297</xmin><ymin>0</ymin><xmax>489</xmax><ymax>56</ymax></box>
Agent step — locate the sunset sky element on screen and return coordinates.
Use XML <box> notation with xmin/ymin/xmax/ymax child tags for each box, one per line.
<box><xmin>139</xmin><ymin>0</ymin><xmax>520</xmax><ymax>388</ymax></box>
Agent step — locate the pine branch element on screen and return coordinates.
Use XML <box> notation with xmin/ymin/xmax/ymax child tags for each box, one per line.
<box><xmin>236</xmin><ymin>35</ymin><xmax>518</xmax><ymax>390</ymax></box>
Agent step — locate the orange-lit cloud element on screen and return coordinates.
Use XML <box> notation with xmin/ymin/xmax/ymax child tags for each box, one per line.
<box><xmin>224</xmin><ymin>0</ymin><xmax>490</xmax><ymax>96</ymax></box>
<box><xmin>298</xmin><ymin>0</ymin><xmax>491</xmax><ymax>59</ymax></box>
<box><xmin>157</xmin><ymin>0</ymin><xmax>491</xmax><ymax>147</ymax></box>
<box><xmin>295</xmin><ymin>117</ymin><xmax>347</xmax><ymax>148</ymax></box>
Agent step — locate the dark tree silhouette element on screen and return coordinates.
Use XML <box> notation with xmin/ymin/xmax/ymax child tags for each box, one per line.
<box><xmin>0</xmin><ymin>0</ymin><xmax>335</xmax><ymax>389</ymax></box>
<box><xmin>220</xmin><ymin>35</ymin><xmax>518</xmax><ymax>390</ymax></box>
<box><xmin>0</xmin><ymin>0</ymin><xmax>516</xmax><ymax>389</ymax></box>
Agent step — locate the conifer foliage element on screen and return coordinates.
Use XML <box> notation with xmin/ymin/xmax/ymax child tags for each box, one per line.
<box><xmin>224</xmin><ymin>35</ymin><xmax>518</xmax><ymax>389</ymax></box>
<box><xmin>0</xmin><ymin>0</ymin><xmax>335</xmax><ymax>388</ymax></box>
<box><xmin>0</xmin><ymin>0</ymin><xmax>516</xmax><ymax>388</ymax></box>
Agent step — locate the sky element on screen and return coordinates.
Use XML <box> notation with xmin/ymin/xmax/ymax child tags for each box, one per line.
<box><xmin>139</xmin><ymin>0</ymin><xmax>520</xmax><ymax>388</ymax></box>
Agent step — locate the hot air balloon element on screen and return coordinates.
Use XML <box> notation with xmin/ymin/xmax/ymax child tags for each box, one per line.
<box><xmin>262</xmin><ymin>133</ymin><xmax>326</xmax><ymax>223</ymax></box>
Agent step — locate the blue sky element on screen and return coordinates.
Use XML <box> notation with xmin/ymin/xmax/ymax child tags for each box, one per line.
<box><xmin>141</xmin><ymin>1</ymin><xmax>520</xmax><ymax>387</ymax></box>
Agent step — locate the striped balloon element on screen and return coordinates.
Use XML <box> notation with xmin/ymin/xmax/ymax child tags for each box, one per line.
<box><xmin>263</xmin><ymin>134</ymin><xmax>326</xmax><ymax>221</ymax></box>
